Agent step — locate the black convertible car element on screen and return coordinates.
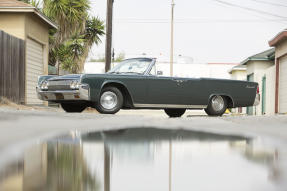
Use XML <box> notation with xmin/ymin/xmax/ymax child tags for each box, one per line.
<box><xmin>37</xmin><ymin>58</ymin><xmax>259</xmax><ymax>117</ymax></box>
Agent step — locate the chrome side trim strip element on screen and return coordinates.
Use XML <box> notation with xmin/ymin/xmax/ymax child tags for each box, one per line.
<box><xmin>134</xmin><ymin>103</ymin><xmax>207</xmax><ymax>109</ymax></box>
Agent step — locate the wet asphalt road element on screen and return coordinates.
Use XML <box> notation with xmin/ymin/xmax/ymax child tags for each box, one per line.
<box><xmin>0</xmin><ymin>107</ymin><xmax>287</xmax><ymax>166</ymax></box>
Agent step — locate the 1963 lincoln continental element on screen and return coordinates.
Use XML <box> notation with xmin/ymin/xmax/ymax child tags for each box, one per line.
<box><xmin>37</xmin><ymin>58</ymin><xmax>259</xmax><ymax>117</ymax></box>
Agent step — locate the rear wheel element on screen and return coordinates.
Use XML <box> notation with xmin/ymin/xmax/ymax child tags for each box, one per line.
<box><xmin>204</xmin><ymin>95</ymin><xmax>227</xmax><ymax>116</ymax></box>
<box><xmin>164</xmin><ymin>109</ymin><xmax>186</xmax><ymax>118</ymax></box>
<box><xmin>61</xmin><ymin>103</ymin><xmax>87</xmax><ymax>113</ymax></box>
<box><xmin>95</xmin><ymin>87</ymin><xmax>123</xmax><ymax>114</ymax></box>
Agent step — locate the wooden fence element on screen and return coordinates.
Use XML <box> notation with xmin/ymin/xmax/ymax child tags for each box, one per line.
<box><xmin>0</xmin><ymin>30</ymin><xmax>25</xmax><ymax>104</ymax></box>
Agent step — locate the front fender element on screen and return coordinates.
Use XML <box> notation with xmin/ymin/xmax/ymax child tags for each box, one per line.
<box><xmin>99</xmin><ymin>80</ymin><xmax>132</xmax><ymax>100</ymax></box>
<box><xmin>82</xmin><ymin>76</ymin><xmax>132</xmax><ymax>103</ymax></box>
<box><xmin>101</xmin><ymin>80</ymin><xmax>128</xmax><ymax>89</ymax></box>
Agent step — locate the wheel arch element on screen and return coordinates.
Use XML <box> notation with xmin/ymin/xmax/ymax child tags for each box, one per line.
<box><xmin>208</xmin><ymin>94</ymin><xmax>234</xmax><ymax>108</ymax></box>
<box><xmin>101</xmin><ymin>81</ymin><xmax>134</xmax><ymax>108</ymax></box>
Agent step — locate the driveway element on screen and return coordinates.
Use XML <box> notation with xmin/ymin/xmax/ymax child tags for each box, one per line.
<box><xmin>0</xmin><ymin>107</ymin><xmax>286</xmax><ymax>165</ymax></box>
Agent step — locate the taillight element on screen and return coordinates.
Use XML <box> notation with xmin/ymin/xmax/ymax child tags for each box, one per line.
<box><xmin>257</xmin><ymin>86</ymin><xmax>259</xmax><ymax>94</ymax></box>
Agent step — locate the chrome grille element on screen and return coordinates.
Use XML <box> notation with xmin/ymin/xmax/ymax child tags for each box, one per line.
<box><xmin>48</xmin><ymin>80</ymin><xmax>72</xmax><ymax>90</ymax></box>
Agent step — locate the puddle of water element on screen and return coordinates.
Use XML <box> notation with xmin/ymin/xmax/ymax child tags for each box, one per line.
<box><xmin>0</xmin><ymin>128</ymin><xmax>286</xmax><ymax>191</ymax></box>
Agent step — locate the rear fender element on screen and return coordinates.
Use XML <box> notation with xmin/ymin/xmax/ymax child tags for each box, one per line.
<box><xmin>208</xmin><ymin>94</ymin><xmax>235</xmax><ymax>108</ymax></box>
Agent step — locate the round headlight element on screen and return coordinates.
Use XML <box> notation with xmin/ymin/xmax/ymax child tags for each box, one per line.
<box><xmin>70</xmin><ymin>81</ymin><xmax>76</xmax><ymax>89</ymax></box>
<box><xmin>41</xmin><ymin>81</ymin><xmax>49</xmax><ymax>90</ymax></box>
<box><xmin>70</xmin><ymin>80</ymin><xmax>80</xmax><ymax>89</ymax></box>
<box><xmin>75</xmin><ymin>81</ymin><xmax>80</xmax><ymax>89</ymax></box>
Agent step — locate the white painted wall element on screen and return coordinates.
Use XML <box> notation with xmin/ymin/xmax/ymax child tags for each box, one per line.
<box><xmin>230</xmin><ymin>70</ymin><xmax>247</xmax><ymax>81</ymax></box>
<box><xmin>279</xmin><ymin>55</ymin><xmax>287</xmax><ymax>114</ymax></box>
<box><xmin>246</xmin><ymin>60</ymin><xmax>274</xmax><ymax>115</ymax></box>
<box><xmin>265</xmin><ymin>65</ymin><xmax>276</xmax><ymax>115</ymax></box>
<box><xmin>208</xmin><ymin>64</ymin><xmax>238</xmax><ymax>79</ymax></box>
<box><xmin>274</xmin><ymin>39</ymin><xmax>287</xmax><ymax>58</ymax></box>
<box><xmin>273</xmin><ymin>39</ymin><xmax>287</xmax><ymax>114</ymax></box>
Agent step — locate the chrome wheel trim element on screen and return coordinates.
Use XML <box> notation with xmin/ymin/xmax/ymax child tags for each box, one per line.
<box><xmin>211</xmin><ymin>96</ymin><xmax>224</xmax><ymax>111</ymax></box>
<box><xmin>100</xmin><ymin>91</ymin><xmax>118</xmax><ymax>110</ymax></box>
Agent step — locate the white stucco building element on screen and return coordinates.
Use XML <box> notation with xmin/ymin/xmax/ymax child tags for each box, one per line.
<box><xmin>269</xmin><ymin>29</ymin><xmax>287</xmax><ymax>114</ymax></box>
<box><xmin>241</xmin><ymin>48</ymin><xmax>275</xmax><ymax>116</ymax></box>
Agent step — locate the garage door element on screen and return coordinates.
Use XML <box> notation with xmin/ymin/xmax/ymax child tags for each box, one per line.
<box><xmin>26</xmin><ymin>38</ymin><xmax>44</xmax><ymax>104</ymax></box>
<box><xmin>279</xmin><ymin>56</ymin><xmax>287</xmax><ymax>113</ymax></box>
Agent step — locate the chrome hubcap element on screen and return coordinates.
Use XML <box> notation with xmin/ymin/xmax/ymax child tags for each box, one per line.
<box><xmin>100</xmin><ymin>91</ymin><xmax>118</xmax><ymax>110</ymax></box>
<box><xmin>211</xmin><ymin>96</ymin><xmax>224</xmax><ymax>111</ymax></box>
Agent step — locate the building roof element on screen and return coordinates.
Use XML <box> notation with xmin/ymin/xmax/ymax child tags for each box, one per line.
<box><xmin>269</xmin><ymin>30</ymin><xmax>287</xmax><ymax>47</ymax></box>
<box><xmin>0</xmin><ymin>0</ymin><xmax>57</xmax><ymax>29</ymax></box>
<box><xmin>228</xmin><ymin>65</ymin><xmax>246</xmax><ymax>74</ymax></box>
<box><xmin>0</xmin><ymin>0</ymin><xmax>33</xmax><ymax>7</ymax></box>
<box><xmin>241</xmin><ymin>48</ymin><xmax>275</xmax><ymax>65</ymax></box>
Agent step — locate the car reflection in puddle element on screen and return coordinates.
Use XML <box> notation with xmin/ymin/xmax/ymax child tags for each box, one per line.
<box><xmin>0</xmin><ymin>128</ymin><xmax>286</xmax><ymax>191</ymax></box>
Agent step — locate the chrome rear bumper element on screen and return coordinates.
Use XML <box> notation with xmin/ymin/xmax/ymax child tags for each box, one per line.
<box><xmin>253</xmin><ymin>94</ymin><xmax>260</xmax><ymax>106</ymax></box>
<box><xmin>37</xmin><ymin>85</ymin><xmax>90</xmax><ymax>101</ymax></box>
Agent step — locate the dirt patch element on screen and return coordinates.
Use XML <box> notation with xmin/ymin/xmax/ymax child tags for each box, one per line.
<box><xmin>0</xmin><ymin>97</ymin><xmax>60</xmax><ymax>111</ymax></box>
<box><xmin>0</xmin><ymin>97</ymin><xmax>99</xmax><ymax>113</ymax></box>
<box><xmin>0</xmin><ymin>97</ymin><xmax>29</xmax><ymax>110</ymax></box>
<box><xmin>83</xmin><ymin>107</ymin><xmax>99</xmax><ymax>113</ymax></box>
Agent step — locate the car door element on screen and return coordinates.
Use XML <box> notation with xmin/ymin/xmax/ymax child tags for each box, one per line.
<box><xmin>170</xmin><ymin>77</ymin><xmax>203</xmax><ymax>105</ymax></box>
<box><xmin>145</xmin><ymin>75</ymin><xmax>202</xmax><ymax>106</ymax></box>
<box><xmin>145</xmin><ymin>76</ymin><xmax>179</xmax><ymax>105</ymax></box>
<box><xmin>117</xmin><ymin>75</ymin><xmax>149</xmax><ymax>103</ymax></box>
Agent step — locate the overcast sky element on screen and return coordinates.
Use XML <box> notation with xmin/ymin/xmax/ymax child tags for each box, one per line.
<box><xmin>89</xmin><ymin>0</ymin><xmax>287</xmax><ymax>63</ymax></box>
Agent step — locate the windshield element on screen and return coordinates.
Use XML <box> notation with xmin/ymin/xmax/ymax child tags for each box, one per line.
<box><xmin>108</xmin><ymin>58</ymin><xmax>152</xmax><ymax>74</ymax></box>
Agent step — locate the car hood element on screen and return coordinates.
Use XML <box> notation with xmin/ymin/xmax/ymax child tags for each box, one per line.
<box><xmin>48</xmin><ymin>74</ymin><xmax>82</xmax><ymax>81</ymax></box>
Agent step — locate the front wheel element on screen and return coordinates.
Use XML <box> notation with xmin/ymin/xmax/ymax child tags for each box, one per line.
<box><xmin>204</xmin><ymin>95</ymin><xmax>227</xmax><ymax>116</ymax></box>
<box><xmin>95</xmin><ymin>87</ymin><xmax>123</xmax><ymax>114</ymax></box>
<box><xmin>164</xmin><ymin>109</ymin><xmax>186</xmax><ymax>118</ymax></box>
<box><xmin>61</xmin><ymin>103</ymin><xmax>87</xmax><ymax>113</ymax></box>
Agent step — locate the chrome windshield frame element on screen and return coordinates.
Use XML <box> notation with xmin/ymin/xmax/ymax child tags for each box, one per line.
<box><xmin>144</xmin><ymin>58</ymin><xmax>157</xmax><ymax>76</ymax></box>
<box><xmin>108</xmin><ymin>58</ymin><xmax>156</xmax><ymax>76</ymax></box>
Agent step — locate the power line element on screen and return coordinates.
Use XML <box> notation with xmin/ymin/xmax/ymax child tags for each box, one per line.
<box><xmin>250</xmin><ymin>0</ymin><xmax>287</xmax><ymax>8</ymax></box>
<box><xmin>115</xmin><ymin>18</ymin><xmax>285</xmax><ymax>21</ymax></box>
<box><xmin>114</xmin><ymin>18</ymin><xmax>287</xmax><ymax>24</ymax></box>
<box><xmin>212</xmin><ymin>0</ymin><xmax>287</xmax><ymax>19</ymax></box>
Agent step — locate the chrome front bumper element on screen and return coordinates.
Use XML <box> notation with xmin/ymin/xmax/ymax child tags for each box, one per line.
<box><xmin>253</xmin><ymin>94</ymin><xmax>260</xmax><ymax>106</ymax></box>
<box><xmin>37</xmin><ymin>85</ymin><xmax>90</xmax><ymax>101</ymax></box>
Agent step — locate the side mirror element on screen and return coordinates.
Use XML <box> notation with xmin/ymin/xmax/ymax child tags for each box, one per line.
<box><xmin>157</xmin><ymin>71</ymin><xmax>163</xmax><ymax>76</ymax></box>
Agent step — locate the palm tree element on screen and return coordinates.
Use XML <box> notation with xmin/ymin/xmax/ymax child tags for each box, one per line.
<box><xmin>43</xmin><ymin>0</ymin><xmax>90</xmax><ymax>73</ymax></box>
<box><xmin>20</xmin><ymin>0</ymin><xmax>105</xmax><ymax>74</ymax></box>
<box><xmin>78</xmin><ymin>16</ymin><xmax>105</xmax><ymax>73</ymax></box>
<box><xmin>60</xmin><ymin>34</ymin><xmax>85</xmax><ymax>73</ymax></box>
<box><xmin>43</xmin><ymin>0</ymin><xmax>89</xmax><ymax>47</ymax></box>
<box><xmin>18</xmin><ymin>0</ymin><xmax>41</xmax><ymax>9</ymax></box>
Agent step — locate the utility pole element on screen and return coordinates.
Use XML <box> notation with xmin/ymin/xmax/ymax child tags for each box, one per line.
<box><xmin>170</xmin><ymin>0</ymin><xmax>175</xmax><ymax>77</ymax></box>
<box><xmin>105</xmin><ymin>0</ymin><xmax>114</xmax><ymax>72</ymax></box>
